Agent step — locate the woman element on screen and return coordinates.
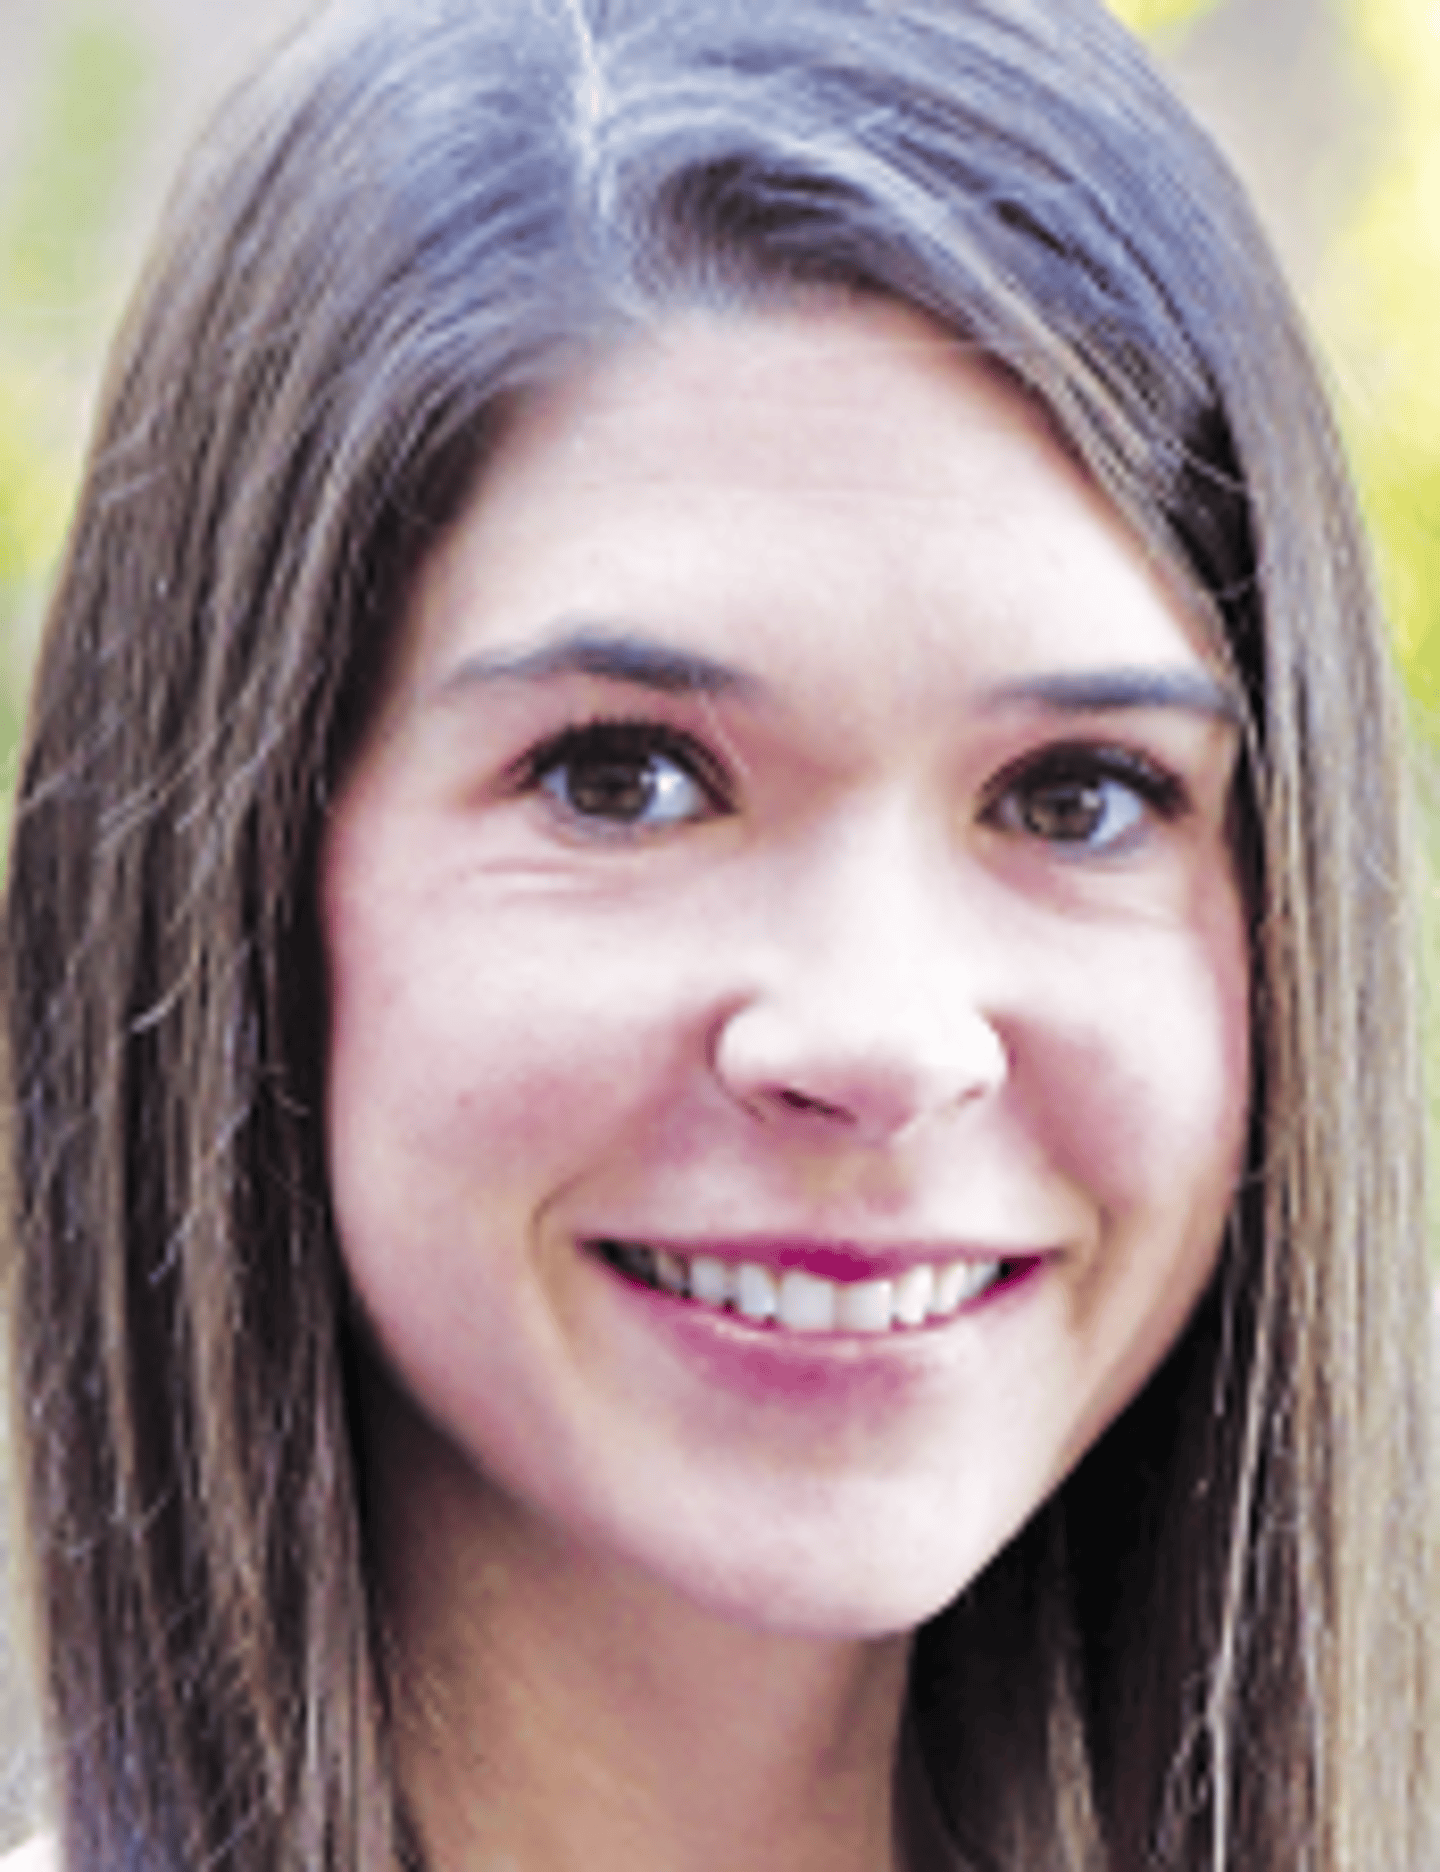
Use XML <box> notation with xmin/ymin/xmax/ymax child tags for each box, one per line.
<box><xmin>4</xmin><ymin>0</ymin><xmax>1434</xmax><ymax>1866</ymax></box>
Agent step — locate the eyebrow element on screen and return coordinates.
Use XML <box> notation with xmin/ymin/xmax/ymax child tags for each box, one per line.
<box><xmin>434</xmin><ymin>626</ymin><xmax>758</xmax><ymax>700</ymax></box>
<box><xmin>432</xmin><ymin>626</ymin><xmax>1241</xmax><ymax>726</ymax></box>
<box><xmin>981</xmin><ymin>666</ymin><xmax>1243</xmax><ymax>725</ymax></box>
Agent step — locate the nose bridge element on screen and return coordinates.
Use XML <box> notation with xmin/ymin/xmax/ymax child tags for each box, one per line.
<box><xmin>713</xmin><ymin>797</ymin><xmax>1008</xmax><ymax>1136</ymax></box>
<box><xmin>790</xmin><ymin>804</ymin><xmax>974</xmax><ymax>1017</ymax></box>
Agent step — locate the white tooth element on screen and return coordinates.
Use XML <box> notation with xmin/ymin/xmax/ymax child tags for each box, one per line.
<box><xmin>836</xmin><ymin>1278</ymin><xmax>893</xmax><ymax>1333</ymax></box>
<box><xmin>777</xmin><ymin>1270</ymin><xmax>837</xmax><ymax>1333</ymax></box>
<box><xmin>690</xmin><ymin>1255</ymin><xmax>731</xmax><ymax>1308</ymax></box>
<box><xmin>892</xmin><ymin>1264</ymin><xmax>935</xmax><ymax>1327</ymax></box>
<box><xmin>735</xmin><ymin>1262</ymin><xmax>778</xmax><ymax>1322</ymax></box>
<box><xmin>960</xmin><ymin>1260</ymin><xmax>1002</xmax><ymax>1303</ymax></box>
<box><xmin>655</xmin><ymin>1250</ymin><xmax>687</xmax><ymax>1295</ymax></box>
<box><xmin>931</xmin><ymin>1261</ymin><xmax>970</xmax><ymax>1317</ymax></box>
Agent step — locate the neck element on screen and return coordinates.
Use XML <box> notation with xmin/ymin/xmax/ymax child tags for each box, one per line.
<box><xmin>372</xmin><ymin>1396</ymin><xmax>920</xmax><ymax>1872</ymax></box>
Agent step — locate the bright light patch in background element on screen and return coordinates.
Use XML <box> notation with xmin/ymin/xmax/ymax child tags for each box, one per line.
<box><xmin>1108</xmin><ymin>0</ymin><xmax>1222</xmax><ymax>34</ymax></box>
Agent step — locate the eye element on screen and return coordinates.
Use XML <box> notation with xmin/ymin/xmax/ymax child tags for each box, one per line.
<box><xmin>521</xmin><ymin>719</ymin><xmax>731</xmax><ymax>832</ymax></box>
<box><xmin>985</xmin><ymin>746</ymin><xmax>1184</xmax><ymax>853</ymax></box>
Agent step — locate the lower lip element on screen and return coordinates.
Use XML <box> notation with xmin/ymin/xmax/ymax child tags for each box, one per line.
<box><xmin>587</xmin><ymin>1247</ymin><xmax>1048</xmax><ymax>1410</ymax></box>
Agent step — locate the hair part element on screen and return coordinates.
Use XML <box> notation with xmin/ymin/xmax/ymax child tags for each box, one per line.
<box><xmin>5</xmin><ymin>1</ymin><xmax>1434</xmax><ymax>1866</ymax></box>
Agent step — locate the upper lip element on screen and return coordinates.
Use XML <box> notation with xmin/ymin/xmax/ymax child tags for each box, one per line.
<box><xmin>587</xmin><ymin>1234</ymin><xmax>1042</xmax><ymax>1284</ymax></box>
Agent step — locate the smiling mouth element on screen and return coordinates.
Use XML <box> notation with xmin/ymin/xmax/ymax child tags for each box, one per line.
<box><xmin>592</xmin><ymin>1239</ymin><xmax>1022</xmax><ymax>1335</ymax></box>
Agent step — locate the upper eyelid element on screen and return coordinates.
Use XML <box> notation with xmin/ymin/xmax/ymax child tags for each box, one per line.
<box><xmin>982</xmin><ymin>740</ymin><xmax>1186</xmax><ymax>797</ymax></box>
<box><xmin>977</xmin><ymin>742</ymin><xmax>1191</xmax><ymax>840</ymax></box>
<box><xmin>505</xmin><ymin>720</ymin><xmax>1196</xmax><ymax>826</ymax></box>
<box><xmin>513</xmin><ymin>715</ymin><xmax>735</xmax><ymax>808</ymax></box>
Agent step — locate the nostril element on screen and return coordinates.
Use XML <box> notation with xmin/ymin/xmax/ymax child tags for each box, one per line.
<box><xmin>775</xmin><ymin>1087</ymin><xmax>852</xmax><ymax>1122</ymax></box>
<box><xmin>712</xmin><ymin>986</ymin><xmax>1008</xmax><ymax>1142</ymax></box>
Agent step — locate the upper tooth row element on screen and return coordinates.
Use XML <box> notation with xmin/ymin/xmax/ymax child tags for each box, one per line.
<box><xmin>618</xmin><ymin>1245</ymin><xmax>1002</xmax><ymax>1332</ymax></box>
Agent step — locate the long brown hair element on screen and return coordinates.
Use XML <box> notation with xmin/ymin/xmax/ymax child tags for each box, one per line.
<box><xmin>5</xmin><ymin>0</ymin><xmax>1433</xmax><ymax>1865</ymax></box>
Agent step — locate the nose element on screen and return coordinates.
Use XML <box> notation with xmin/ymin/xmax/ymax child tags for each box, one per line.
<box><xmin>710</xmin><ymin>825</ymin><xmax>1008</xmax><ymax>1145</ymax></box>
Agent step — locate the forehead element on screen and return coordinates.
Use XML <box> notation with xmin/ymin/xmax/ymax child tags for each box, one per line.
<box><xmin>473</xmin><ymin>298</ymin><xmax>1090</xmax><ymax>523</ymax></box>
<box><xmin>395</xmin><ymin>297</ymin><xmax>1223</xmax><ymax>720</ymax></box>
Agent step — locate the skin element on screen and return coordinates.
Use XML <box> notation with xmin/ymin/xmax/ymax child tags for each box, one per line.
<box><xmin>322</xmin><ymin>298</ymin><xmax>1251</xmax><ymax>1870</ymax></box>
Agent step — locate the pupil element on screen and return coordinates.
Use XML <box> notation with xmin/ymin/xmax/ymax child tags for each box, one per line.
<box><xmin>1026</xmin><ymin>782</ymin><xmax>1102</xmax><ymax>840</ymax></box>
<box><xmin>568</xmin><ymin>756</ymin><xmax>654</xmax><ymax>820</ymax></box>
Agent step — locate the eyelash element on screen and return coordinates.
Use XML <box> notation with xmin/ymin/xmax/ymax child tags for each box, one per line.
<box><xmin>511</xmin><ymin>717</ymin><xmax>1186</xmax><ymax>853</ymax></box>
<box><xmin>981</xmin><ymin>743</ymin><xmax>1188</xmax><ymax>851</ymax></box>
<box><xmin>512</xmin><ymin>716</ymin><xmax>734</xmax><ymax>832</ymax></box>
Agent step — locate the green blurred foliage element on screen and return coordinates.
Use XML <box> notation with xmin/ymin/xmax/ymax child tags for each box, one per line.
<box><xmin>1109</xmin><ymin>0</ymin><xmax>1224</xmax><ymax>36</ymax></box>
<box><xmin>1321</xmin><ymin>0</ymin><xmax>1440</xmax><ymax>723</ymax></box>
<box><xmin>0</xmin><ymin>6</ymin><xmax>150</xmax><ymax>763</ymax></box>
<box><xmin>0</xmin><ymin>367</ymin><xmax>73</xmax><ymax>756</ymax></box>
<box><xmin>1312</xmin><ymin>0</ymin><xmax>1440</xmax><ymax>1192</ymax></box>
<box><xmin>1108</xmin><ymin>0</ymin><xmax>1440</xmax><ymax>740</ymax></box>
<box><xmin>1</xmin><ymin>13</ymin><xmax>149</xmax><ymax>318</ymax></box>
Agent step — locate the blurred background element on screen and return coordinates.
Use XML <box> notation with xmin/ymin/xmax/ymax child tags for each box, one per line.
<box><xmin>0</xmin><ymin>0</ymin><xmax>1435</xmax><ymax>1846</ymax></box>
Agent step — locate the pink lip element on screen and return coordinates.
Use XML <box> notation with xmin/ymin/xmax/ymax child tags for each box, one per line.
<box><xmin>594</xmin><ymin>1235</ymin><xmax>1039</xmax><ymax>1283</ymax></box>
<box><xmin>591</xmin><ymin>1244</ymin><xmax>1049</xmax><ymax>1410</ymax></box>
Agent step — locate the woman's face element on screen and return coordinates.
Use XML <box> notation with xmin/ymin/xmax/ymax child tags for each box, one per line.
<box><xmin>322</xmin><ymin>299</ymin><xmax>1250</xmax><ymax>1637</ymax></box>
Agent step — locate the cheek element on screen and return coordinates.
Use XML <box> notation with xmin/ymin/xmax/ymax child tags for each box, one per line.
<box><xmin>1024</xmin><ymin>899</ymin><xmax>1251</xmax><ymax>1226</ymax></box>
<box><xmin>323</xmin><ymin>888</ymin><xmax>698</xmax><ymax>1235</ymax></box>
<box><xmin>1006</xmin><ymin>896</ymin><xmax>1251</xmax><ymax>1474</ymax></box>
